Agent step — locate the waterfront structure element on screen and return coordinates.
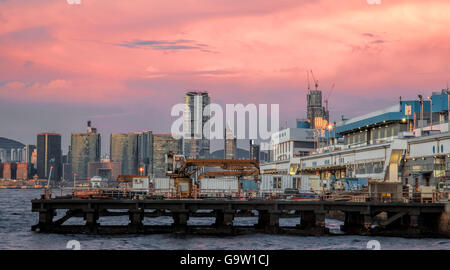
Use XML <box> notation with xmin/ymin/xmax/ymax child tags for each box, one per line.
<box><xmin>37</xmin><ymin>133</ymin><xmax>62</xmax><ymax>182</ymax></box>
<box><xmin>261</xmin><ymin>90</ymin><xmax>450</xmax><ymax>194</ymax></box>
<box><xmin>249</xmin><ymin>139</ymin><xmax>260</xmax><ymax>161</ymax></box>
<box><xmin>0</xmin><ymin>137</ymin><xmax>25</xmax><ymax>162</ymax></box>
<box><xmin>110</xmin><ymin>133</ymin><xmax>139</xmax><ymax>175</ymax></box>
<box><xmin>138</xmin><ymin>130</ymin><xmax>153</xmax><ymax>176</ymax></box>
<box><xmin>271</xmin><ymin>128</ymin><xmax>316</xmax><ymax>162</ymax></box>
<box><xmin>70</xmin><ymin>121</ymin><xmax>101</xmax><ymax>180</ymax></box>
<box><xmin>87</xmin><ymin>161</ymin><xmax>121</xmax><ymax>183</ymax></box>
<box><xmin>224</xmin><ymin>126</ymin><xmax>237</xmax><ymax>159</ymax></box>
<box><xmin>152</xmin><ymin>134</ymin><xmax>182</xmax><ymax>178</ymax></box>
<box><xmin>183</xmin><ymin>91</ymin><xmax>211</xmax><ymax>159</ymax></box>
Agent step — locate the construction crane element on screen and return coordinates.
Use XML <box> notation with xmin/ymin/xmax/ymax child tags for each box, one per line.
<box><xmin>310</xmin><ymin>70</ymin><xmax>319</xmax><ymax>91</ymax></box>
<box><xmin>166</xmin><ymin>153</ymin><xmax>260</xmax><ymax>198</ymax></box>
<box><xmin>307</xmin><ymin>71</ymin><xmax>311</xmax><ymax>92</ymax></box>
<box><xmin>324</xmin><ymin>83</ymin><xmax>335</xmax><ymax>112</ymax></box>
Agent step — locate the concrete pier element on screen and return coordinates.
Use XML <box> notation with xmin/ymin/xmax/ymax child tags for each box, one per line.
<box><xmin>31</xmin><ymin>198</ymin><xmax>449</xmax><ymax>237</ymax></box>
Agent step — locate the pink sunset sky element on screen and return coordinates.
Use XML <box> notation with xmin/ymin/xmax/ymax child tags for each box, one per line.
<box><xmin>1</xmin><ymin>0</ymin><xmax>450</xmax><ymax>152</ymax></box>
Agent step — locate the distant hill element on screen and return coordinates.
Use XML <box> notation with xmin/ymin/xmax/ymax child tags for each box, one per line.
<box><xmin>210</xmin><ymin>148</ymin><xmax>250</xmax><ymax>159</ymax></box>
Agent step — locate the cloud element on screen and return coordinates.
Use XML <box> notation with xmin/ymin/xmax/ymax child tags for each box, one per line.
<box><xmin>3</xmin><ymin>26</ymin><xmax>53</xmax><ymax>42</ymax></box>
<box><xmin>115</xmin><ymin>39</ymin><xmax>212</xmax><ymax>52</ymax></box>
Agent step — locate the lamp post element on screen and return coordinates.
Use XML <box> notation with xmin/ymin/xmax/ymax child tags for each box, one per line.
<box><xmin>327</xmin><ymin>123</ymin><xmax>333</xmax><ymax>147</ymax></box>
<box><xmin>418</xmin><ymin>95</ymin><xmax>423</xmax><ymax>132</ymax></box>
<box><xmin>428</xmin><ymin>96</ymin><xmax>433</xmax><ymax>131</ymax></box>
<box><xmin>446</xmin><ymin>89</ymin><xmax>450</xmax><ymax>132</ymax></box>
<box><xmin>139</xmin><ymin>167</ymin><xmax>144</xmax><ymax>176</ymax></box>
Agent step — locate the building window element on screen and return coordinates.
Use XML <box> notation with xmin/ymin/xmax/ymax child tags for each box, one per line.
<box><xmin>426</xmin><ymin>178</ymin><xmax>430</xmax><ymax>186</ymax></box>
<box><xmin>405</xmin><ymin>178</ymin><xmax>408</xmax><ymax>185</ymax></box>
<box><xmin>293</xmin><ymin>177</ymin><xmax>300</xmax><ymax>189</ymax></box>
<box><xmin>273</xmin><ymin>177</ymin><xmax>282</xmax><ymax>189</ymax></box>
<box><xmin>433</xmin><ymin>146</ymin><xmax>435</xmax><ymax>154</ymax></box>
<box><xmin>441</xmin><ymin>145</ymin><xmax>444</xmax><ymax>153</ymax></box>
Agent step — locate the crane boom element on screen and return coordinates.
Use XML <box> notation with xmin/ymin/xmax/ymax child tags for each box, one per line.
<box><xmin>310</xmin><ymin>70</ymin><xmax>319</xmax><ymax>90</ymax></box>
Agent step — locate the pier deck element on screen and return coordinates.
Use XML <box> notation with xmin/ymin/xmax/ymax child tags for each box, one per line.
<box><xmin>31</xmin><ymin>198</ymin><xmax>450</xmax><ymax>237</ymax></box>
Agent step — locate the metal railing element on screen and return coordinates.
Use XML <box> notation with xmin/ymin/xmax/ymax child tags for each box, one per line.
<box><xmin>45</xmin><ymin>184</ymin><xmax>449</xmax><ymax>203</ymax></box>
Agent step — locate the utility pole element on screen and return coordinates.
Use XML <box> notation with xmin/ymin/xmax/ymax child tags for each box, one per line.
<box><xmin>428</xmin><ymin>96</ymin><xmax>433</xmax><ymax>131</ymax></box>
<box><xmin>418</xmin><ymin>95</ymin><xmax>423</xmax><ymax>133</ymax></box>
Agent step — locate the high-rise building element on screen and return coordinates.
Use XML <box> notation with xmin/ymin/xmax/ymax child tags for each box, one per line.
<box><xmin>152</xmin><ymin>134</ymin><xmax>182</xmax><ymax>178</ymax></box>
<box><xmin>16</xmin><ymin>162</ymin><xmax>28</xmax><ymax>180</ymax></box>
<box><xmin>306</xmin><ymin>90</ymin><xmax>329</xmax><ymax>129</ymax></box>
<box><xmin>70</xmin><ymin>121</ymin><xmax>101</xmax><ymax>180</ymax></box>
<box><xmin>37</xmin><ymin>133</ymin><xmax>62</xmax><ymax>182</ymax></box>
<box><xmin>224</xmin><ymin>126</ymin><xmax>237</xmax><ymax>159</ymax></box>
<box><xmin>249</xmin><ymin>139</ymin><xmax>260</xmax><ymax>161</ymax></box>
<box><xmin>110</xmin><ymin>133</ymin><xmax>139</xmax><ymax>175</ymax></box>
<box><xmin>63</xmin><ymin>163</ymin><xmax>73</xmax><ymax>181</ymax></box>
<box><xmin>0</xmin><ymin>137</ymin><xmax>25</xmax><ymax>162</ymax></box>
<box><xmin>183</xmin><ymin>91</ymin><xmax>210</xmax><ymax>158</ymax></box>
<box><xmin>3</xmin><ymin>162</ymin><xmax>17</xmax><ymax>180</ymax></box>
<box><xmin>138</xmin><ymin>130</ymin><xmax>153</xmax><ymax>176</ymax></box>
<box><xmin>87</xmin><ymin>161</ymin><xmax>121</xmax><ymax>184</ymax></box>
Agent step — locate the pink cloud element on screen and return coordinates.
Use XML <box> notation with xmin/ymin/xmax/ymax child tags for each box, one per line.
<box><xmin>0</xmin><ymin>0</ymin><xmax>449</xmax><ymax>122</ymax></box>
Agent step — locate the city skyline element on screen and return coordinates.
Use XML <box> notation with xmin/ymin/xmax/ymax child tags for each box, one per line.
<box><xmin>1</xmin><ymin>0</ymin><xmax>450</xmax><ymax>152</ymax></box>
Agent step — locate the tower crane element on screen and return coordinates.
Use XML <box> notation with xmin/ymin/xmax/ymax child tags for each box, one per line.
<box><xmin>324</xmin><ymin>83</ymin><xmax>335</xmax><ymax>112</ymax></box>
<box><xmin>310</xmin><ymin>70</ymin><xmax>319</xmax><ymax>91</ymax></box>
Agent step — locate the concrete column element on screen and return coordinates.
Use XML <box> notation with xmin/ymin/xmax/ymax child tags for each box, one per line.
<box><xmin>172</xmin><ymin>210</ymin><xmax>189</xmax><ymax>232</ymax></box>
<box><xmin>314</xmin><ymin>212</ymin><xmax>326</xmax><ymax>228</ymax></box>
<box><xmin>83</xmin><ymin>209</ymin><xmax>99</xmax><ymax>233</ymax></box>
<box><xmin>341</xmin><ymin>212</ymin><xmax>364</xmax><ymax>233</ymax></box>
<box><xmin>363</xmin><ymin>214</ymin><xmax>372</xmax><ymax>231</ymax></box>
<box><xmin>410</xmin><ymin>215</ymin><xmax>419</xmax><ymax>228</ymax></box>
<box><xmin>215</xmin><ymin>210</ymin><xmax>235</xmax><ymax>227</ymax></box>
<box><xmin>299</xmin><ymin>211</ymin><xmax>315</xmax><ymax>229</ymax></box>
<box><xmin>128</xmin><ymin>209</ymin><xmax>144</xmax><ymax>232</ymax></box>
<box><xmin>256</xmin><ymin>210</ymin><xmax>269</xmax><ymax>229</ymax></box>
<box><xmin>38</xmin><ymin>209</ymin><xmax>54</xmax><ymax>226</ymax></box>
<box><xmin>267</xmin><ymin>210</ymin><xmax>281</xmax><ymax>233</ymax></box>
<box><xmin>438</xmin><ymin>203</ymin><xmax>450</xmax><ymax>237</ymax></box>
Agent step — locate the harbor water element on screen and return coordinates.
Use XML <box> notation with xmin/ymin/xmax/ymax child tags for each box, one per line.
<box><xmin>0</xmin><ymin>189</ymin><xmax>449</xmax><ymax>250</ymax></box>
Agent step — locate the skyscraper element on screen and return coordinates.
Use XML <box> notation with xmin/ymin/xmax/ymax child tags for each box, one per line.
<box><xmin>183</xmin><ymin>91</ymin><xmax>210</xmax><ymax>158</ymax></box>
<box><xmin>152</xmin><ymin>134</ymin><xmax>182</xmax><ymax>178</ymax></box>
<box><xmin>249</xmin><ymin>139</ymin><xmax>260</xmax><ymax>161</ymax></box>
<box><xmin>306</xmin><ymin>90</ymin><xmax>329</xmax><ymax>129</ymax></box>
<box><xmin>138</xmin><ymin>130</ymin><xmax>153</xmax><ymax>176</ymax></box>
<box><xmin>23</xmin><ymin>144</ymin><xmax>37</xmax><ymax>177</ymax></box>
<box><xmin>70</xmin><ymin>121</ymin><xmax>101</xmax><ymax>180</ymax></box>
<box><xmin>224</xmin><ymin>125</ymin><xmax>237</xmax><ymax>159</ymax></box>
<box><xmin>37</xmin><ymin>133</ymin><xmax>62</xmax><ymax>182</ymax></box>
<box><xmin>110</xmin><ymin>133</ymin><xmax>139</xmax><ymax>175</ymax></box>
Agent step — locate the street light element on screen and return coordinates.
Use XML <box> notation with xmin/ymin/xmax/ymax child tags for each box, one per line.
<box><xmin>327</xmin><ymin>123</ymin><xmax>333</xmax><ymax>147</ymax></box>
<box><xmin>418</xmin><ymin>95</ymin><xmax>423</xmax><ymax>132</ymax></box>
<box><xmin>428</xmin><ymin>96</ymin><xmax>433</xmax><ymax>131</ymax></box>
<box><xmin>139</xmin><ymin>167</ymin><xmax>144</xmax><ymax>176</ymax></box>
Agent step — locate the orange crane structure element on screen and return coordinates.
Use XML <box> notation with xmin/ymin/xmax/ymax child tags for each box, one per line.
<box><xmin>166</xmin><ymin>152</ymin><xmax>260</xmax><ymax>198</ymax></box>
